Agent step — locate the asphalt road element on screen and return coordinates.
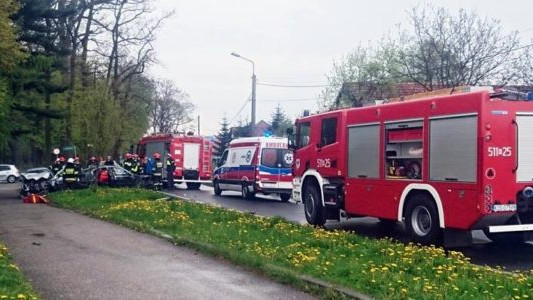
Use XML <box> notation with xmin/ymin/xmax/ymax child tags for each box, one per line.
<box><xmin>0</xmin><ymin>184</ymin><xmax>314</xmax><ymax>300</ymax></box>
<box><xmin>167</xmin><ymin>183</ymin><xmax>533</xmax><ymax>271</ymax></box>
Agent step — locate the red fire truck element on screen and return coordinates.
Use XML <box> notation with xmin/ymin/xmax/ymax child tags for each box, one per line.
<box><xmin>291</xmin><ymin>90</ymin><xmax>533</xmax><ymax>245</ymax></box>
<box><xmin>137</xmin><ymin>133</ymin><xmax>213</xmax><ymax>189</ymax></box>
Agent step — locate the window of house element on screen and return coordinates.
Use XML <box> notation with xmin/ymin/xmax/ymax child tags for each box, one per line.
<box><xmin>321</xmin><ymin>117</ymin><xmax>337</xmax><ymax>147</ymax></box>
<box><xmin>385</xmin><ymin>121</ymin><xmax>423</xmax><ymax>180</ymax></box>
<box><xmin>297</xmin><ymin>122</ymin><xmax>311</xmax><ymax>149</ymax></box>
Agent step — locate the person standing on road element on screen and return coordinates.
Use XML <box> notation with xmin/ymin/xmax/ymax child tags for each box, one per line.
<box><xmin>74</xmin><ymin>157</ymin><xmax>82</xmax><ymax>172</ymax></box>
<box><xmin>131</xmin><ymin>154</ymin><xmax>140</xmax><ymax>174</ymax></box>
<box><xmin>88</xmin><ymin>156</ymin><xmax>99</xmax><ymax>168</ymax></box>
<box><xmin>152</xmin><ymin>153</ymin><xmax>163</xmax><ymax>189</ymax></box>
<box><xmin>122</xmin><ymin>153</ymin><xmax>134</xmax><ymax>172</ymax></box>
<box><xmin>166</xmin><ymin>153</ymin><xmax>175</xmax><ymax>189</ymax></box>
<box><xmin>62</xmin><ymin>158</ymin><xmax>79</xmax><ymax>188</ymax></box>
<box><xmin>51</xmin><ymin>158</ymin><xmax>63</xmax><ymax>175</ymax></box>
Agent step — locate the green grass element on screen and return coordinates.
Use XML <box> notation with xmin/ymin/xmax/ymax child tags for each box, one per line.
<box><xmin>0</xmin><ymin>242</ymin><xmax>38</xmax><ymax>299</ymax></box>
<box><xmin>51</xmin><ymin>187</ymin><xmax>533</xmax><ymax>299</ymax></box>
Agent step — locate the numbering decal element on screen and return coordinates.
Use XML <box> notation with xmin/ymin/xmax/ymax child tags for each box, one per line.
<box><xmin>317</xmin><ymin>158</ymin><xmax>331</xmax><ymax>168</ymax></box>
<box><xmin>488</xmin><ymin>146</ymin><xmax>512</xmax><ymax>157</ymax></box>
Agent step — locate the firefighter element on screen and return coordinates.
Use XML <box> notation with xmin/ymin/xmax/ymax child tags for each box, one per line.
<box><xmin>104</xmin><ymin>155</ymin><xmax>115</xmax><ymax>166</ymax></box>
<box><xmin>51</xmin><ymin>158</ymin><xmax>63</xmax><ymax>175</ymax></box>
<box><xmin>74</xmin><ymin>156</ymin><xmax>82</xmax><ymax>172</ymax></box>
<box><xmin>122</xmin><ymin>153</ymin><xmax>134</xmax><ymax>172</ymax></box>
<box><xmin>152</xmin><ymin>152</ymin><xmax>163</xmax><ymax>189</ymax></box>
<box><xmin>62</xmin><ymin>158</ymin><xmax>79</xmax><ymax>188</ymax></box>
<box><xmin>166</xmin><ymin>153</ymin><xmax>175</xmax><ymax>189</ymax></box>
<box><xmin>59</xmin><ymin>156</ymin><xmax>66</xmax><ymax>168</ymax></box>
<box><xmin>131</xmin><ymin>154</ymin><xmax>140</xmax><ymax>174</ymax></box>
<box><xmin>88</xmin><ymin>156</ymin><xmax>99</xmax><ymax>168</ymax></box>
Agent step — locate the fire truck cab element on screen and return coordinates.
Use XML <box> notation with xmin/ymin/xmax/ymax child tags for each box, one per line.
<box><xmin>213</xmin><ymin>137</ymin><xmax>293</xmax><ymax>201</ymax></box>
<box><xmin>291</xmin><ymin>90</ymin><xmax>533</xmax><ymax>245</ymax></box>
<box><xmin>137</xmin><ymin>133</ymin><xmax>213</xmax><ymax>189</ymax></box>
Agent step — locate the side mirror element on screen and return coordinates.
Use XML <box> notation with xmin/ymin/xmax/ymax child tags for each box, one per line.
<box><xmin>286</xmin><ymin>128</ymin><xmax>296</xmax><ymax>150</ymax></box>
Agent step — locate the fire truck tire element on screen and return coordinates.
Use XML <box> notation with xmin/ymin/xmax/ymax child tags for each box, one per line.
<box><xmin>213</xmin><ymin>181</ymin><xmax>222</xmax><ymax>196</ymax></box>
<box><xmin>404</xmin><ymin>194</ymin><xmax>442</xmax><ymax>245</ymax></box>
<box><xmin>186</xmin><ymin>182</ymin><xmax>201</xmax><ymax>190</ymax></box>
<box><xmin>280</xmin><ymin>194</ymin><xmax>291</xmax><ymax>202</ymax></box>
<box><xmin>241</xmin><ymin>184</ymin><xmax>255</xmax><ymax>200</ymax></box>
<box><xmin>303</xmin><ymin>184</ymin><xmax>326</xmax><ymax>226</ymax></box>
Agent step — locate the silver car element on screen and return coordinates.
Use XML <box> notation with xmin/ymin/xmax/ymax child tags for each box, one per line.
<box><xmin>0</xmin><ymin>164</ymin><xmax>21</xmax><ymax>183</ymax></box>
<box><xmin>20</xmin><ymin>167</ymin><xmax>54</xmax><ymax>181</ymax></box>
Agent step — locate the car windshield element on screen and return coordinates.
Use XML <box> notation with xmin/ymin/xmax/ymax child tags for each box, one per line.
<box><xmin>260</xmin><ymin>148</ymin><xmax>293</xmax><ymax>168</ymax></box>
<box><xmin>26</xmin><ymin>168</ymin><xmax>49</xmax><ymax>173</ymax></box>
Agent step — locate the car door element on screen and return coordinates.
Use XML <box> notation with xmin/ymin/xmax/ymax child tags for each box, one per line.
<box><xmin>0</xmin><ymin>165</ymin><xmax>8</xmax><ymax>181</ymax></box>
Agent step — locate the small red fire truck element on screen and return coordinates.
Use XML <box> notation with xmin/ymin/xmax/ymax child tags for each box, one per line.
<box><xmin>291</xmin><ymin>90</ymin><xmax>533</xmax><ymax>245</ymax></box>
<box><xmin>137</xmin><ymin>133</ymin><xmax>213</xmax><ymax>189</ymax></box>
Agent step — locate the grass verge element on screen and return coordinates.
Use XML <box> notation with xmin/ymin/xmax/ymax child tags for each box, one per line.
<box><xmin>0</xmin><ymin>242</ymin><xmax>39</xmax><ymax>299</ymax></box>
<box><xmin>50</xmin><ymin>187</ymin><xmax>533</xmax><ymax>299</ymax></box>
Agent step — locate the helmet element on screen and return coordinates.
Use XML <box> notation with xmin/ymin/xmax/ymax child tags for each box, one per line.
<box><xmin>125</xmin><ymin>153</ymin><xmax>132</xmax><ymax>159</ymax></box>
<box><xmin>59</xmin><ymin>156</ymin><xmax>66</xmax><ymax>162</ymax></box>
<box><xmin>67</xmin><ymin>158</ymin><xmax>74</xmax><ymax>163</ymax></box>
<box><xmin>153</xmin><ymin>152</ymin><xmax>161</xmax><ymax>159</ymax></box>
<box><xmin>90</xmin><ymin>156</ymin><xmax>96</xmax><ymax>162</ymax></box>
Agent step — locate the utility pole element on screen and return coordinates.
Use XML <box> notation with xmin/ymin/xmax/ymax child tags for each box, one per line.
<box><xmin>231</xmin><ymin>52</ymin><xmax>256</xmax><ymax>136</ymax></box>
<box><xmin>197</xmin><ymin>115</ymin><xmax>200</xmax><ymax>136</ymax></box>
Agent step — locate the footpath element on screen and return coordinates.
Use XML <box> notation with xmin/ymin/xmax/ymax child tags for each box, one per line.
<box><xmin>0</xmin><ymin>184</ymin><xmax>313</xmax><ymax>300</ymax></box>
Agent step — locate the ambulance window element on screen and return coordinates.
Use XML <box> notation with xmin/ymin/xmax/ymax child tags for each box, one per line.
<box><xmin>297</xmin><ymin>122</ymin><xmax>311</xmax><ymax>149</ymax></box>
<box><xmin>321</xmin><ymin>118</ymin><xmax>337</xmax><ymax>147</ymax></box>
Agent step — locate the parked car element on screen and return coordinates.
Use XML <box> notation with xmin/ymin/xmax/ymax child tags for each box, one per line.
<box><xmin>0</xmin><ymin>164</ymin><xmax>20</xmax><ymax>183</ymax></box>
<box><xmin>20</xmin><ymin>167</ymin><xmax>54</xmax><ymax>181</ymax></box>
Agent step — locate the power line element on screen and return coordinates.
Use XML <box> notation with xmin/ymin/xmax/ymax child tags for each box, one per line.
<box><xmin>228</xmin><ymin>95</ymin><xmax>250</xmax><ymax>125</ymax></box>
<box><xmin>257</xmin><ymin>81</ymin><xmax>331</xmax><ymax>88</ymax></box>
<box><xmin>258</xmin><ymin>98</ymin><xmax>318</xmax><ymax>102</ymax></box>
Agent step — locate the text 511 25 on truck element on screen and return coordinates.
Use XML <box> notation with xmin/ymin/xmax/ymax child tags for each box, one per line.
<box><xmin>289</xmin><ymin>88</ymin><xmax>533</xmax><ymax>246</ymax></box>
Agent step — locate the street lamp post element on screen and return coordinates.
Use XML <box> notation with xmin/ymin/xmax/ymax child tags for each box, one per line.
<box><xmin>231</xmin><ymin>52</ymin><xmax>256</xmax><ymax>136</ymax></box>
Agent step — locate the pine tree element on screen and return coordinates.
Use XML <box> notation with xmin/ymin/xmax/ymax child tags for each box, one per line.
<box><xmin>214</xmin><ymin>117</ymin><xmax>232</xmax><ymax>157</ymax></box>
<box><xmin>270</xmin><ymin>104</ymin><xmax>293</xmax><ymax>137</ymax></box>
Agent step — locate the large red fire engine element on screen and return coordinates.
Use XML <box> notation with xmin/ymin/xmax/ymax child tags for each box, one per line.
<box><xmin>137</xmin><ymin>133</ymin><xmax>213</xmax><ymax>189</ymax></box>
<box><xmin>291</xmin><ymin>89</ymin><xmax>533</xmax><ymax>245</ymax></box>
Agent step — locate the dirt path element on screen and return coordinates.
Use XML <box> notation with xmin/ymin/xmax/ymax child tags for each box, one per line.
<box><xmin>0</xmin><ymin>184</ymin><xmax>313</xmax><ymax>300</ymax></box>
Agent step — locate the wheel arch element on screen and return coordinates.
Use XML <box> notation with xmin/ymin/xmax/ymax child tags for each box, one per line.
<box><xmin>301</xmin><ymin>170</ymin><xmax>326</xmax><ymax>206</ymax></box>
<box><xmin>397</xmin><ymin>183</ymin><xmax>445</xmax><ymax>228</ymax></box>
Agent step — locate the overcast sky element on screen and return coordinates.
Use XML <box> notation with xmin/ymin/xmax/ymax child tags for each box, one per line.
<box><xmin>149</xmin><ymin>0</ymin><xmax>533</xmax><ymax>136</ymax></box>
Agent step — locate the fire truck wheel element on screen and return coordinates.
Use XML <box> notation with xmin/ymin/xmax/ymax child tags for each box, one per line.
<box><xmin>241</xmin><ymin>184</ymin><xmax>255</xmax><ymax>200</ymax></box>
<box><xmin>280</xmin><ymin>194</ymin><xmax>291</xmax><ymax>202</ymax></box>
<box><xmin>303</xmin><ymin>184</ymin><xmax>326</xmax><ymax>226</ymax></box>
<box><xmin>186</xmin><ymin>182</ymin><xmax>201</xmax><ymax>190</ymax></box>
<box><xmin>213</xmin><ymin>181</ymin><xmax>222</xmax><ymax>196</ymax></box>
<box><xmin>405</xmin><ymin>194</ymin><xmax>442</xmax><ymax>245</ymax></box>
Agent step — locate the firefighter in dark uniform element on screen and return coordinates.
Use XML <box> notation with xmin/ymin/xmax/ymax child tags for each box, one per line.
<box><xmin>166</xmin><ymin>153</ymin><xmax>175</xmax><ymax>189</ymax></box>
<box><xmin>74</xmin><ymin>156</ymin><xmax>82</xmax><ymax>172</ymax></box>
<box><xmin>122</xmin><ymin>153</ymin><xmax>134</xmax><ymax>172</ymax></box>
<box><xmin>104</xmin><ymin>155</ymin><xmax>115</xmax><ymax>166</ymax></box>
<box><xmin>62</xmin><ymin>158</ymin><xmax>79</xmax><ymax>188</ymax></box>
<box><xmin>131</xmin><ymin>154</ymin><xmax>140</xmax><ymax>174</ymax></box>
<box><xmin>152</xmin><ymin>152</ymin><xmax>163</xmax><ymax>189</ymax></box>
<box><xmin>88</xmin><ymin>156</ymin><xmax>99</xmax><ymax>168</ymax></box>
<box><xmin>51</xmin><ymin>158</ymin><xmax>63</xmax><ymax>175</ymax></box>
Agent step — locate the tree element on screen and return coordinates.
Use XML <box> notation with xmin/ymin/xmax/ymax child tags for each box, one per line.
<box><xmin>395</xmin><ymin>5</ymin><xmax>520</xmax><ymax>90</ymax></box>
<box><xmin>319</xmin><ymin>43</ymin><xmax>401</xmax><ymax>109</ymax></box>
<box><xmin>214</xmin><ymin>117</ymin><xmax>232</xmax><ymax>157</ymax></box>
<box><xmin>149</xmin><ymin>79</ymin><xmax>194</xmax><ymax>134</ymax></box>
<box><xmin>270</xmin><ymin>104</ymin><xmax>293</xmax><ymax>137</ymax></box>
<box><xmin>0</xmin><ymin>0</ymin><xmax>26</xmax><ymax>71</ymax></box>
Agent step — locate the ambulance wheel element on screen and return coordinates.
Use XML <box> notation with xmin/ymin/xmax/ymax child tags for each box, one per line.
<box><xmin>405</xmin><ymin>194</ymin><xmax>442</xmax><ymax>245</ymax></box>
<box><xmin>213</xmin><ymin>181</ymin><xmax>222</xmax><ymax>196</ymax></box>
<box><xmin>186</xmin><ymin>182</ymin><xmax>201</xmax><ymax>190</ymax></box>
<box><xmin>241</xmin><ymin>184</ymin><xmax>255</xmax><ymax>200</ymax></box>
<box><xmin>280</xmin><ymin>194</ymin><xmax>291</xmax><ymax>202</ymax></box>
<box><xmin>303</xmin><ymin>184</ymin><xmax>326</xmax><ymax>226</ymax></box>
